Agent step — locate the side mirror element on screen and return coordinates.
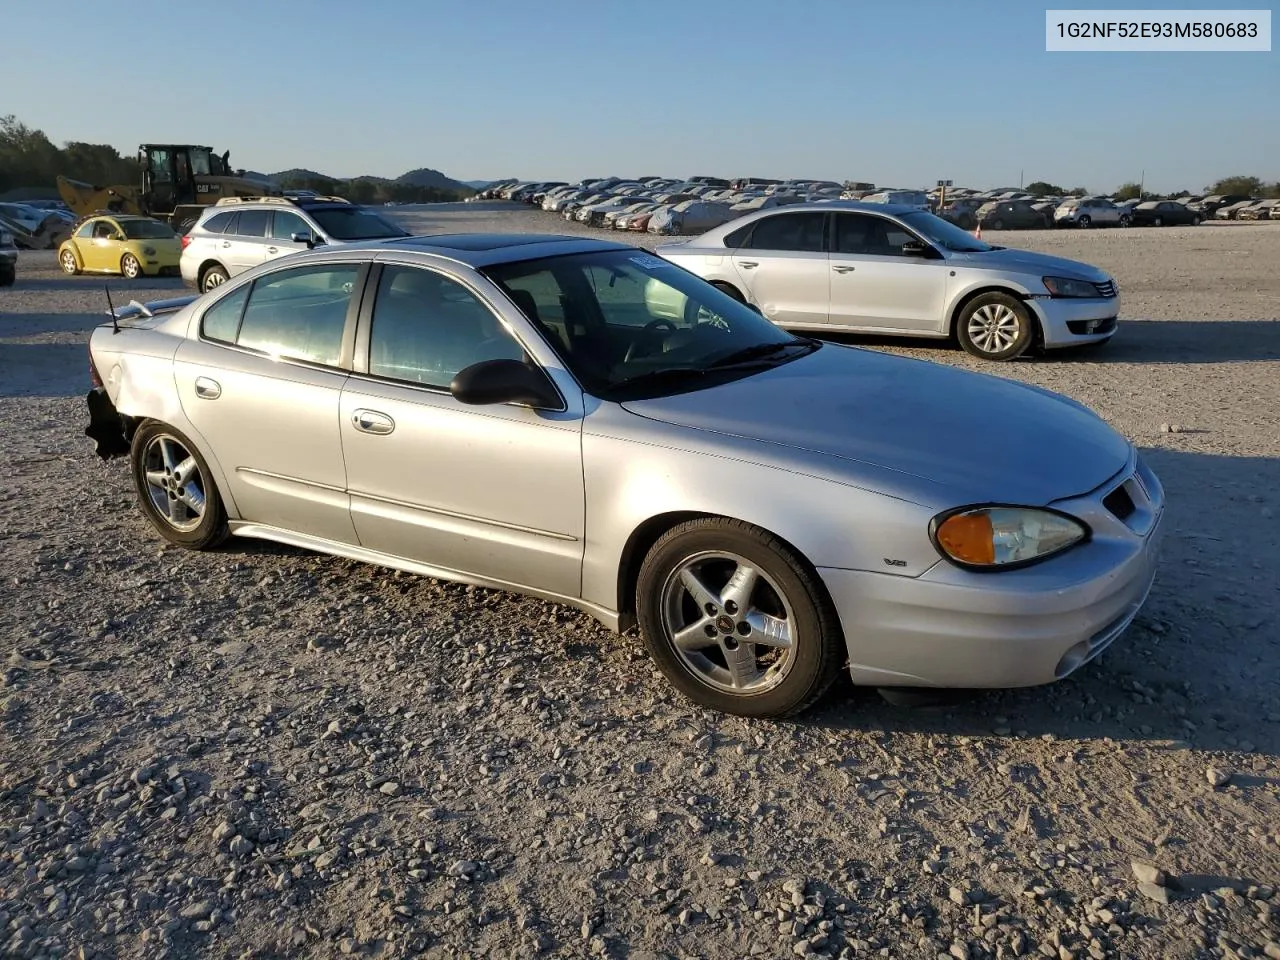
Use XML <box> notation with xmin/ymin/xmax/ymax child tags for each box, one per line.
<box><xmin>450</xmin><ymin>359</ymin><xmax>561</xmax><ymax>409</ymax></box>
<box><xmin>901</xmin><ymin>239</ymin><xmax>934</xmax><ymax>258</ymax></box>
<box><xmin>291</xmin><ymin>231</ymin><xmax>324</xmax><ymax>249</ymax></box>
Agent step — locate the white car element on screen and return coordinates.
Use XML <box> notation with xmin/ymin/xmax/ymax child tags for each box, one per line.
<box><xmin>655</xmin><ymin>201</ymin><xmax>1120</xmax><ymax>362</ymax></box>
<box><xmin>1054</xmin><ymin>198</ymin><xmax>1130</xmax><ymax>228</ymax></box>
<box><xmin>180</xmin><ymin>196</ymin><xmax>408</xmax><ymax>293</ymax></box>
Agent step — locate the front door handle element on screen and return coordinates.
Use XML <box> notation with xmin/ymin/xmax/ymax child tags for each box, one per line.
<box><xmin>194</xmin><ymin>376</ymin><xmax>221</xmax><ymax>399</ymax></box>
<box><xmin>221</xmin><ymin>241</ymin><xmax>231</xmax><ymax>248</ymax></box>
<box><xmin>266</xmin><ymin>246</ymin><xmax>278</xmax><ymax>254</ymax></box>
<box><xmin>832</xmin><ymin>264</ymin><xmax>856</xmax><ymax>273</ymax></box>
<box><xmin>737</xmin><ymin>260</ymin><xmax>758</xmax><ymax>269</ymax></box>
<box><xmin>351</xmin><ymin>409</ymin><xmax>395</xmax><ymax>436</ymax></box>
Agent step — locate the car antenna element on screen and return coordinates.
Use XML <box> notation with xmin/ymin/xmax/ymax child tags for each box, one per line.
<box><xmin>105</xmin><ymin>284</ymin><xmax>120</xmax><ymax>335</ymax></box>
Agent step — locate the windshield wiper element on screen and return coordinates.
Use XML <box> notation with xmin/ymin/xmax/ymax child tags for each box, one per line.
<box><xmin>608</xmin><ymin>366</ymin><xmax>710</xmax><ymax>393</ymax></box>
<box><xmin>706</xmin><ymin>338</ymin><xmax>815</xmax><ymax>368</ymax></box>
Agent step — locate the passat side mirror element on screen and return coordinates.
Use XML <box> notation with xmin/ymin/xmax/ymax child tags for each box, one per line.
<box><xmin>450</xmin><ymin>359</ymin><xmax>561</xmax><ymax>409</ymax></box>
<box><xmin>291</xmin><ymin>231</ymin><xmax>324</xmax><ymax>249</ymax></box>
<box><xmin>901</xmin><ymin>239</ymin><xmax>934</xmax><ymax>258</ymax></box>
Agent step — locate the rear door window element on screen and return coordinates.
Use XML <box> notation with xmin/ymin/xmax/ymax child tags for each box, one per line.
<box><xmin>740</xmin><ymin>212</ymin><xmax>826</xmax><ymax>252</ymax></box>
<box><xmin>235</xmin><ymin>264</ymin><xmax>361</xmax><ymax>366</ymax></box>
<box><xmin>200</xmin><ymin>212</ymin><xmax>235</xmax><ymax>235</ymax></box>
<box><xmin>235</xmin><ymin>210</ymin><xmax>270</xmax><ymax>238</ymax></box>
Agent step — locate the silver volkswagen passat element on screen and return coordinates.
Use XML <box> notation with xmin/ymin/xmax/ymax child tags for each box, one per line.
<box><xmin>84</xmin><ymin>235</ymin><xmax>1162</xmax><ymax>717</ymax></box>
<box><xmin>655</xmin><ymin>201</ymin><xmax>1120</xmax><ymax>361</ymax></box>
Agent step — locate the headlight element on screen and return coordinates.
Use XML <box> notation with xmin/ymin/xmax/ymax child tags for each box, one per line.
<box><xmin>142</xmin><ymin>246</ymin><xmax>157</xmax><ymax>256</ymax></box>
<box><xmin>931</xmin><ymin>506</ymin><xmax>1088</xmax><ymax>570</ymax></box>
<box><xmin>1042</xmin><ymin>276</ymin><xmax>1102</xmax><ymax>298</ymax></box>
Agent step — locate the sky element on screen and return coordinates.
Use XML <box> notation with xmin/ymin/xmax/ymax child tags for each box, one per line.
<box><xmin>2</xmin><ymin>0</ymin><xmax>1275</xmax><ymax>193</ymax></box>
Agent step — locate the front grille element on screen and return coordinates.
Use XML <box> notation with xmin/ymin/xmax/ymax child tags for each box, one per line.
<box><xmin>1102</xmin><ymin>484</ymin><xmax>1136</xmax><ymax>521</ymax></box>
<box><xmin>1095</xmin><ymin>280</ymin><xmax>1117</xmax><ymax>298</ymax></box>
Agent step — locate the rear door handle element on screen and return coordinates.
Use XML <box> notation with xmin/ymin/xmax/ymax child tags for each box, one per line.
<box><xmin>351</xmin><ymin>409</ymin><xmax>395</xmax><ymax>436</ymax></box>
<box><xmin>221</xmin><ymin>241</ymin><xmax>231</xmax><ymax>248</ymax></box>
<box><xmin>194</xmin><ymin>376</ymin><xmax>221</xmax><ymax>399</ymax></box>
<box><xmin>266</xmin><ymin>246</ymin><xmax>278</xmax><ymax>254</ymax></box>
<box><xmin>737</xmin><ymin>260</ymin><xmax>758</xmax><ymax>269</ymax></box>
<box><xmin>832</xmin><ymin>264</ymin><xmax>856</xmax><ymax>273</ymax></box>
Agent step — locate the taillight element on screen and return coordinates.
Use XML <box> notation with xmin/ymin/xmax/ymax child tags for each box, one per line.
<box><xmin>89</xmin><ymin>349</ymin><xmax>103</xmax><ymax>388</ymax></box>
<box><xmin>180</xmin><ymin>234</ymin><xmax>192</xmax><ymax>249</ymax></box>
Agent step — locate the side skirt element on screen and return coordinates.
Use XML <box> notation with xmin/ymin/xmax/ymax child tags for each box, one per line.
<box><xmin>228</xmin><ymin>521</ymin><xmax>622</xmax><ymax>632</ymax></box>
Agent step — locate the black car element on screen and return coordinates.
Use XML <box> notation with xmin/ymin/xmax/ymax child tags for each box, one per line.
<box><xmin>975</xmin><ymin>199</ymin><xmax>1050</xmax><ymax>230</ymax></box>
<box><xmin>1130</xmin><ymin>200</ymin><xmax>1202</xmax><ymax>227</ymax></box>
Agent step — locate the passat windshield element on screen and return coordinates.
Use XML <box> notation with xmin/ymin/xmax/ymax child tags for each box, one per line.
<box><xmin>899</xmin><ymin>211</ymin><xmax>993</xmax><ymax>253</ymax></box>
<box><xmin>483</xmin><ymin>248</ymin><xmax>818</xmax><ymax>400</ymax></box>
<box><xmin>308</xmin><ymin>207</ymin><xmax>409</xmax><ymax>240</ymax></box>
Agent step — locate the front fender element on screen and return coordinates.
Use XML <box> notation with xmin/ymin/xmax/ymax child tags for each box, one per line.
<box><xmin>580</xmin><ymin>405</ymin><xmax>941</xmax><ymax>614</ymax></box>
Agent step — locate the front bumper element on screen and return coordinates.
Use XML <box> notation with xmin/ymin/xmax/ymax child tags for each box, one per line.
<box><xmin>819</xmin><ymin>457</ymin><xmax>1164</xmax><ymax>689</ymax></box>
<box><xmin>1030</xmin><ymin>294</ymin><xmax>1120</xmax><ymax>348</ymax></box>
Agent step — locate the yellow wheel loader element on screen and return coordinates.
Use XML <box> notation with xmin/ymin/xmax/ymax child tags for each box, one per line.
<box><xmin>58</xmin><ymin>144</ymin><xmax>281</xmax><ymax>234</ymax></box>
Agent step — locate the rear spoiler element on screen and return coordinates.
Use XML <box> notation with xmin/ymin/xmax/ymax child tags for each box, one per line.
<box><xmin>104</xmin><ymin>294</ymin><xmax>198</xmax><ymax>327</ymax></box>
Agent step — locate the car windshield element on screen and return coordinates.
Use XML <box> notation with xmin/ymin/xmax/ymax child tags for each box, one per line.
<box><xmin>483</xmin><ymin>248</ymin><xmax>818</xmax><ymax>400</ymax></box>
<box><xmin>899</xmin><ymin>211</ymin><xmax>993</xmax><ymax>253</ymax></box>
<box><xmin>307</xmin><ymin>207</ymin><xmax>409</xmax><ymax>240</ymax></box>
<box><xmin>121</xmin><ymin>220</ymin><xmax>176</xmax><ymax>240</ymax></box>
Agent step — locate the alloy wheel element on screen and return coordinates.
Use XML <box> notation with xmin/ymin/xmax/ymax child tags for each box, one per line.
<box><xmin>141</xmin><ymin>434</ymin><xmax>207</xmax><ymax>532</ymax></box>
<box><xmin>967</xmin><ymin>303</ymin><xmax>1023</xmax><ymax>355</ymax></box>
<box><xmin>659</xmin><ymin>550</ymin><xmax>797</xmax><ymax>694</ymax></box>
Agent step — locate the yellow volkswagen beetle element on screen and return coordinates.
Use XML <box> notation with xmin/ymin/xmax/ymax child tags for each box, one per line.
<box><xmin>58</xmin><ymin>215</ymin><xmax>182</xmax><ymax>279</ymax></box>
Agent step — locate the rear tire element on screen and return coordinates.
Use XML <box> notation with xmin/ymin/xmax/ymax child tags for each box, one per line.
<box><xmin>991</xmin><ymin>218</ymin><xmax>1005</xmax><ymax>230</ymax></box>
<box><xmin>60</xmin><ymin>248</ymin><xmax>81</xmax><ymax>275</ymax></box>
<box><xmin>1077</xmin><ymin>215</ymin><xmax>1092</xmax><ymax>228</ymax></box>
<box><xmin>200</xmin><ymin>264</ymin><xmax>229</xmax><ymax>293</ymax></box>
<box><xmin>0</xmin><ymin>267</ymin><xmax>14</xmax><ymax>287</ymax></box>
<box><xmin>130</xmin><ymin>421</ymin><xmax>229</xmax><ymax>550</ymax></box>
<box><xmin>711</xmin><ymin>281</ymin><xmax>745</xmax><ymax>303</ymax></box>
<box><xmin>636</xmin><ymin>518</ymin><xmax>844</xmax><ymax>718</ymax></box>
<box><xmin>956</xmin><ymin>292</ymin><xmax>1034</xmax><ymax>361</ymax></box>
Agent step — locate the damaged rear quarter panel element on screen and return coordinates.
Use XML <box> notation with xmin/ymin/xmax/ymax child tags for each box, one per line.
<box><xmin>91</xmin><ymin>322</ymin><xmax>242</xmax><ymax>520</ymax></box>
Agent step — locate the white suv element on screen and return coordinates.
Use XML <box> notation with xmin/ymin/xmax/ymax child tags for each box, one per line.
<box><xmin>180</xmin><ymin>196</ymin><xmax>409</xmax><ymax>293</ymax></box>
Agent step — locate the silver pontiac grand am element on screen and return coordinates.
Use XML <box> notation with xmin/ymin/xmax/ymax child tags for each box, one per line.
<box><xmin>84</xmin><ymin>234</ymin><xmax>1163</xmax><ymax>718</ymax></box>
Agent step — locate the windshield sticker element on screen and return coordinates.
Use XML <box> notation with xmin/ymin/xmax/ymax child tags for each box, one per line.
<box><xmin>628</xmin><ymin>254</ymin><xmax>671</xmax><ymax>270</ymax></box>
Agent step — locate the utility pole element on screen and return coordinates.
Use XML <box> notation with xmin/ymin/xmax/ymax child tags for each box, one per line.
<box><xmin>1139</xmin><ymin>169</ymin><xmax>1145</xmax><ymax>198</ymax></box>
<box><xmin>1020</xmin><ymin>169</ymin><xmax>1024</xmax><ymax>190</ymax></box>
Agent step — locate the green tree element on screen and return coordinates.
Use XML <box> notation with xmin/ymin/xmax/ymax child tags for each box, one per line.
<box><xmin>1066</xmin><ymin>186</ymin><xmax>1089</xmax><ymax>197</ymax></box>
<box><xmin>1025</xmin><ymin>180</ymin><xmax>1065</xmax><ymax>195</ymax></box>
<box><xmin>1114</xmin><ymin>182</ymin><xmax>1143</xmax><ymax>201</ymax></box>
<box><xmin>1205</xmin><ymin>175</ymin><xmax>1263</xmax><ymax>196</ymax></box>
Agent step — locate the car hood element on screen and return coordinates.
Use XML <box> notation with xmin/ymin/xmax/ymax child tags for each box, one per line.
<box><xmin>952</xmin><ymin>246</ymin><xmax>1109</xmax><ymax>282</ymax></box>
<box><xmin>620</xmin><ymin>346</ymin><xmax>1131</xmax><ymax>506</ymax></box>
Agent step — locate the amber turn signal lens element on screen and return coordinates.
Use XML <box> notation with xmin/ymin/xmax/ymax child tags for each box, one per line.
<box><xmin>936</xmin><ymin>512</ymin><xmax>995</xmax><ymax>565</ymax></box>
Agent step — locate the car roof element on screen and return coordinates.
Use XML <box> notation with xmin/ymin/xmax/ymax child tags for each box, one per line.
<box><xmin>276</xmin><ymin>234</ymin><xmax>636</xmax><ymax>269</ymax></box>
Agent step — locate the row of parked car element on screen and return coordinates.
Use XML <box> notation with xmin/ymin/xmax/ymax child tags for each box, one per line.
<box><xmin>477</xmin><ymin>177</ymin><xmax>1279</xmax><ymax>235</ymax></box>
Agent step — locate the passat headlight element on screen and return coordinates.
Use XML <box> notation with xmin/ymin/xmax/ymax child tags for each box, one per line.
<box><xmin>1042</xmin><ymin>276</ymin><xmax>1102</xmax><ymax>298</ymax></box>
<box><xmin>931</xmin><ymin>506</ymin><xmax>1088</xmax><ymax>570</ymax></box>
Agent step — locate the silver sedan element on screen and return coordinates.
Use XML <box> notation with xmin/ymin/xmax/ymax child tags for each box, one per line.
<box><xmin>655</xmin><ymin>201</ymin><xmax>1121</xmax><ymax>361</ymax></box>
<box><xmin>85</xmin><ymin>235</ymin><xmax>1163</xmax><ymax>717</ymax></box>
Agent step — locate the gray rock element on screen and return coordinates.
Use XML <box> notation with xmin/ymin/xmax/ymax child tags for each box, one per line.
<box><xmin>379</xmin><ymin>781</ymin><xmax>403</xmax><ymax>797</ymax></box>
<box><xmin>1206</xmin><ymin>766</ymin><xmax>1230</xmax><ymax>788</ymax></box>
<box><xmin>1138</xmin><ymin>882</ymin><xmax>1170</xmax><ymax>905</ymax></box>
<box><xmin>1131</xmin><ymin>861</ymin><xmax>1166</xmax><ymax>886</ymax></box>
<box><xmin>950</xmin><ymin>885</ymin><xmax>970</xmax><ymax>906</ymax></box>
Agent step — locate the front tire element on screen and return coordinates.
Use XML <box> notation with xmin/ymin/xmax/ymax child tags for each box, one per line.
<box><xmin>121</xmin><ymin>254</ymin><xmax>142</xmax><ymax>279</ymax></box>
<box><xmin>991</xmin><ymin>218</ymin><xmax>1004</xmax><ymax>230</ymax></box>
<box><xmin>130</xmin><ymin>421</ymin><xmax>228</xmax><ymax>550</ymax></box>
<box><xmin>1077</xmin><ymin>215</ymin><xmax>1092</xmax><ymax>229</ymax></box>
<box><xmin>636</xmin><ymin>518</ymin><xmax>844</xmax><ymax>718</ymax></box>
<box><xmin>957</xmin><ymin>292</ymin><xmax>1034</xmax><ymax>361</ymax></box>
<box><xmin>60</xmin><ymin>248</ymin><xmax>81</xmax><ymax>275</ymax></box>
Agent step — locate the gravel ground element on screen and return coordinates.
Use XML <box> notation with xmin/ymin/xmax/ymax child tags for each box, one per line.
<box><xmin>1</xmin><ymin>203</ymin><xmax>1278</xmax><ymax>960</ymax></box>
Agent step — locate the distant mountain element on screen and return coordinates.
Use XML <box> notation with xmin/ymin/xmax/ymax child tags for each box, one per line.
<box><xmin>463</xmin><ymin>179</ymin><xmax>496</xmax><ymax>189</ymax></box>
<box><xmin>266</xmin><ymin>167</ymin><xmax>470</xmax><ymax>192</ymax></box>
